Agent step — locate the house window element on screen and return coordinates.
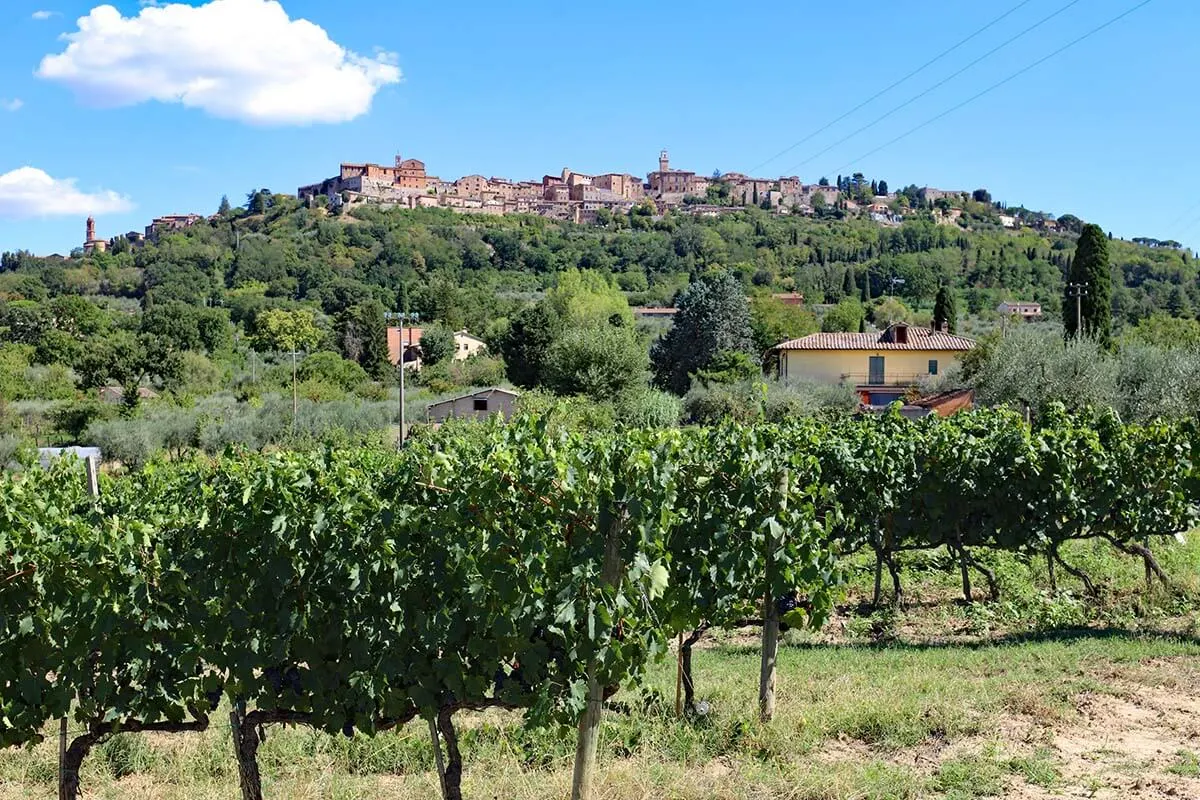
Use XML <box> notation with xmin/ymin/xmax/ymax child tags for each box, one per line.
<box><xmin>473</xmin><ymin>398</ymin><xmax>489</xmax><ymax>412</ymax></box>
<box><xmin>868</xmin><ymin>356</ymin><xmax>885</xmax><ymax>385</ymax></box>
<box><xmin>928</xmin><ymin>359</ymin><xmax>938</xmax><ymax>376</ymax></box>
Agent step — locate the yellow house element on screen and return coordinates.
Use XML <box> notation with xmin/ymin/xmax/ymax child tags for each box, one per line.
<box><xmin>453</xmin><ymin>330</ymin><xmax>488</xmax><ymax>360</ymax></box>
<box><xmin>770</xmin><ymin>323</ymin><xmax>975</xmax><ymax>405</ymax></box>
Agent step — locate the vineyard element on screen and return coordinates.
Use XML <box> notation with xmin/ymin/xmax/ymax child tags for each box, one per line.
<box><xmin>2</xmin><ymin>407</ymin><xmax>1198</xmax><ymax>800</ymax></box>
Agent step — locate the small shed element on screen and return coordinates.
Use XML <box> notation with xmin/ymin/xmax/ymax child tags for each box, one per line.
<box><xmin>97</xmin><ymin>386</ymin><xmax>158</xmax><ymax>404</ymax></box>
<box><xmin>426</xmin><ymin>388</ymin><xmax>520</xmax><ymax>423</ymax></box>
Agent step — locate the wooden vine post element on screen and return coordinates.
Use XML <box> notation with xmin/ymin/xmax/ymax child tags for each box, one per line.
<box><xmin>674</xmin><ymin>633</ymin><xmax>683</xmax><ymax>718</ymax></box>
<box><xmin>759</xmin><ymin>468</ymin><xmax>788</xmax><ymax>723</ymax></box>
<box><xmin>570</xmin><ymin>507</ymin><xmax>629</xmax><ymax>800</ymax></box>
<box><xmin>230</xmin><ymin>703</ymin><xmax>263</xmax><ymax>800</ymax></box>
<box><xmin>429</xmin><ymin>716</ymin><xmax>448</xmax><ymax>799</ymax></box>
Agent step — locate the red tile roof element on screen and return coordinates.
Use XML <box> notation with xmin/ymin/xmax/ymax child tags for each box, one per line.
<box><xmin>772</xmin><ymin>325</ymin><xmax>975</xmax><ymax>352</ymax></box>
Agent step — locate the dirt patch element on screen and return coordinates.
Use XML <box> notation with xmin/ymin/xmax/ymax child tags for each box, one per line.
<box><xmin>811</xmin><ymin>662</ymin><xmax>1200</xmax><ymax>799</ymax></box>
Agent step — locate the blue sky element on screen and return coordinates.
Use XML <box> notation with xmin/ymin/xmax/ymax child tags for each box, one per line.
<box><xmin>0</xmin><ymin>0</ymin><xmax>1192</xmax><ymax>255</ymax></box>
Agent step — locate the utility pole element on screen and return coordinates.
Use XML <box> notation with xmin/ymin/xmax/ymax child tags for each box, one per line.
<box><xmin>1066</xmin><ymin>282</ymin><xmax>1087</xmax><ymax>337</ymax></box>
<box><xmin>386</xmin><ymin>303</ymin><xmax>415</xmax><ymax>449</ymax></box>
<box><xmin>397</xmin><ymin>312</ymin><xmax>406</xmax><ymax>448</ymax></box>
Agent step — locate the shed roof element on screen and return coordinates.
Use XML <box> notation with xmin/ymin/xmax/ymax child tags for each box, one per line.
<box><xmin>426</xmin><ymin>387</ymin><xmax>520</xmax><ymax>411</ymax></box>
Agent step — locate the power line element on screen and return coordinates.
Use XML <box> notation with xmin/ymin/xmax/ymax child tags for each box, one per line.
<box><xmin>825</xmin><ymin>0</ymin><xmax>1154</xmax><ymax>178</ymax></box>
<box><xmin>744</xmin><ymin>0</ymin><xmax>1036</xmax><ymax>175</ymax></box>
<box><xmin>779</xmin><ymin>0</ymin><xmax>1084</xmax><ymax>176</ymax></box>
<box><xmin>1164</xmin><ymin>199</ymin><xmax>1200</xmax><ymax>238</ymax></box>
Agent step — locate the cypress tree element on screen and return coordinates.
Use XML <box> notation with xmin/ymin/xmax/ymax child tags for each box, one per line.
<box><xmin>858</xmin><ymin>316</ymin><xmax>867</xmax><ymax>333</ymax></box>
<box><xmin>1064</xmin><ymin>223</ymin><xmax>1112</xmax><ymax>344</ymax></box>
<box><xmin>933</xmin><ymin>286</ymin><xmax>958</xmax><ymax>333</ymax></box>
<box><xmin>843</xmin><ymin>267</ymin><xmax>855</xmax><ymax>298</ymax></box>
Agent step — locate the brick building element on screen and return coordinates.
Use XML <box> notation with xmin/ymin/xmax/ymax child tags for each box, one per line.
<box><xmin>648</xmin><ymin>150</ymin><xmax>695</xmax><ymax>196</ymax></box>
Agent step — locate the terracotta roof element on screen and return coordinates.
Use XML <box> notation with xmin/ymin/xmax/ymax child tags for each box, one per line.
<box><xmin>772</xmin><ymin>325</ymin><xmax>975</xmax><ymax>352</ymax></box>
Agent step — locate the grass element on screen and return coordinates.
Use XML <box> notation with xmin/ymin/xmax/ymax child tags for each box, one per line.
<box><xmin>1</xmin><ymin>631</ymin><xmax>1197</xmax><ymax>799</ymax></box>
<box><xmin>2</xmin><ymin>536</ymin><xmax>1199</xmax><ymax>799</ymax></box>
<box><xmin>1168</xmin><ymin>750</ymin><xmax>1200</xmax><ymax>777</ymax></box>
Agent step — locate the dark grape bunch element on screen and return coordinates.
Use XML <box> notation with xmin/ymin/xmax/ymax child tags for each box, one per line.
<box><xmin>263</xmin><ymin>665</ymin><xmax>303</xmax><ymax>695</ymax></box>
<box><xmin>775</xmin><ymin>594</ymin><xmax>800</xmax><ymax>616</ymax></box>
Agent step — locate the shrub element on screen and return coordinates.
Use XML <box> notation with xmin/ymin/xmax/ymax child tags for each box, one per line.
<box><xmin>544</xmin><ymin>324</ymin><xmax>648</xmax><ymax>400</ymax></box>
<box><xmin>0</xmin><ymin>434</ymin><xmax>31</xmax><ymax>470</ymax></box>
<box><xmin>298</xmin><ymin>351</ymin><xmax>370</xmax><ymax>391</ymax></box>
<box><xmin>682</xmin><ymin>381</ymin><xmax>762</xmax><ymax>425</ymax></box>
<box><xmin>764</xmin><ymin>380</ymin><xmax>859</xmax><ymax>420</ymax></box>
<box><xmin>172</xmin><ymin>351</ymin><xmax>224</xmax><ymax>396</ymax></box>
<box><xmin>616</xmin><ymin>389</ymin><xmax>681</xmax><ymax>428</ymax></box>
<box><xmin>84</xmin><ymin>418</ymin><xmax>161</xmax><ymax>470</ymax></box>
<box><xmin>295</xmin><ymin>379</ymin><xmax>347</xmax><ymax>403</ymax></box>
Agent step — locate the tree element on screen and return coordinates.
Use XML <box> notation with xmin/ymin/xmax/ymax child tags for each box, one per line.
<box><xmin>972</xmin><ymin>189</ymin><xmax>992</xmax><ymax>204</ymax></box>
<box><xmin>842</xmin><ymin>268</ymin><xmax>856</xmax><ymax>298</ymax></box>
<box><xmin>1167</xmin><ymin>285</ymin><xmax>1191</xmax><ymax>318</ymax></box>
<box><xmin>218</xmin><ymin>195</ymin><xmax>232</xmax><ymax>216</ymax></box>
<box><xmin>0</xmin><ymin>301</ymin><xmax>50</xmax><ymax>344</ymax></box>
<box><xmin>692</xmin><ymin>350</ymin><xmax>760</xmax><ymax>385</ymax></box>
<box><xmin>33</xmin><ymin>329</ymin><xmax>83</xmax><ymax>368</ymax></box>
<box><xmin>336</xmin><ymin>301</ymin><xmax>390</xmax><ymax>379</ymax></box>
<box><xmin>499</xmin><ymin>303</ymin><xmax>562</xmax><ymax>388</ymax></box>
<box><xmin>651</xmin><ymin>272</ymin><xmax>754</xmax><ymax>394</ymax></box>
<box><xmin>933</xmin><ymin>286</ymin><xmax>958</xmax><ymax>333</ymax></box>
<box><xmin>1126</xmin><ymin>313</ymin><xmax>1200</xmax><ymax>350</ymax></box>
<box><xmin>749</xmin><ymin>295</ymin><xmax>818</xmax><ymax>351</ymax></box>
<box><xmin>77</xmin><ymin>333</ymin><xmax>182</xmax><ymax>412</ymax></box>
<box><xmin>252</xmin><ymin>308</ymin><xmax>324</xmax><ymax>427</ymax></box>
<box><xmin>419</xmin><ymin>323</ymin><xmax>456</xmax><ymax>367</ymax></box>
<box><xmin>870</xmin><ymin>297</ymin><xmax>912</xmax><ymax>329</ymax></box>
<box><xmin>245</xmin><ymin>188</ymin><xmax>273</xmax><ymax>215</ymax></box>
<box><xmin>1064</xmin><ymin>223</ymin><xmax>1112</xmax><ymax>345</ymax></box>
<box><xmin>544</xmin><ymin>269</ymin><xmax>632</xmax><ymax>327</ymax></box>
<box><xmin>1057</xmin><ymin>214</ymin><xmax>1084</xmax><ymax>234</ymax></box>
<box><xmin>821</xmin><ymin>298</ymin><xmax>865</xmax><ymax>333</ymax></box>
<box><xmin>543</xmin><ymin>324</ymin><xmax>648</xmax><ymax>400</ymax></box>
<box><xmin>818</xmin><ymin>177</ymin><xmax>830</xmax><ymax>186</ymax></box>
<box><xmin>877</xmin><ymin>179</ymin><xmax>889</xmax><ymax>195</ymax></box>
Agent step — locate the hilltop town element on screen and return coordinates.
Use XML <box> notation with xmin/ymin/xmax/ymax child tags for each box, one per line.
<box><xmin>73</xmin><ymin>149</ymin><xmax>1093</xmax><ymax>255</ymax></box>
<box><xmin>293</xmin><ymin>149</ymin><xmax>1055</xmax><ymax>231</ymax></box>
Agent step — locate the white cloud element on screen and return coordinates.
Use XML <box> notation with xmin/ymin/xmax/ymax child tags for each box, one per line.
<box><xmin>32</xmin><ymin>10</ymin><xmax>59</xmax><ymax>20</ymax></box>
<box><xmin>2</xmin><ymin>99</ymin><xmax>22</xmax><ymax>112</ymax></box>
<box><xmin>36</xmin><ymin>0</ymin><xmax>402</xmax><ymax>125</ymax></box>
<box><xmin>0</xmin><ymin>167</ymin><xmax>133</xmax><ymax>219</ymax></box>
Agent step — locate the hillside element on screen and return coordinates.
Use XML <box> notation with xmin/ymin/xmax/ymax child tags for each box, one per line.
<box><xmin>1</xmin><ymin>196</ymin><xmax>1196</xmax><ymax>334</ymax></box>
<box><xmin>2</xmin><ymin>195</ymin><xmax>1199</xmax><ymax>463</ymax></box>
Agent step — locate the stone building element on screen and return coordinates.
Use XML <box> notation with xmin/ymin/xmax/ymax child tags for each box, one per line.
<box><xmin>82</xmin><ymin>216</ymin><xmax>107</xmax><ymax>254</ymax></box>
<box><xmin>647</xmin><ymin>150</ymin><xmax>695</xmax><ymax>196</ymax></box>
<box><xmin>779</xmin><ymin>176</ymin><xmax>802</xmax><ymax>195</ymax></box>
<box><xmin>591</xmin><ymin>173</ymin><xmax>644</xmax><ymax>200</ymax></box>
<box><xmin>146</xmin><ymin>214</ymin><xmax>203</xmax><ymax>241</ymax></box>
<box><xmin>454</xmin><ymin>174</ymin><xmax>490</xmax><ymax>196</ymax></box>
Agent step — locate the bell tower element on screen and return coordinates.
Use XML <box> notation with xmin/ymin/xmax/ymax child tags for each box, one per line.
<box><xmin>659</xmin><ymin>149</ymin><xmax>669</xmax><ymax>173</ymax></box>
<box><xmin>86</xmin><ymin>216</ymin><xmax>96</xmax><ymax>242</ymax></box>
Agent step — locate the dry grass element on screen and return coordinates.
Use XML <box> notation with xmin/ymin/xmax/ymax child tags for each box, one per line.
<box><xmin>2</xmin><ymin>631</ymin><xmax>1199</xmax><ymax>799</ymax></box>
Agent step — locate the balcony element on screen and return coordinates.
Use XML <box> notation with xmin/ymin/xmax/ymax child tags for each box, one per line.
<box><xmin>840</xmin><ymin>373</ymin><xmax>932</xmax><ymax>388</ymax></box>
